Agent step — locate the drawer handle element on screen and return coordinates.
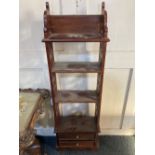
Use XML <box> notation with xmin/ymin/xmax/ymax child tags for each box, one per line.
<box><xmin>76</xmin><ymin>135</ymin><xmax>79</xmax><ymax>139</ymax></box>
<box><xmin>76</xmin><ymin>143</ymin><xmax>79</xmax><ymax>146</ymax></box>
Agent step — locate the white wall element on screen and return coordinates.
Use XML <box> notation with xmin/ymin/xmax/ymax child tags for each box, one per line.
<box><xmin>19</xmin><ymin>0</ymin><xmax>135</xmax><ymax>135</ymax></box>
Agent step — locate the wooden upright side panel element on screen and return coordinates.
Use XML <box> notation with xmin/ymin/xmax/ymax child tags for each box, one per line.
<box><xmin>44</xmin><ymin>2</ymin><xmax>60</xmax><ymax>130</ymax></box>
<box><xmin>96</xmin><ymin>2</ymin><xmax>109</xmax><ymax>132</ymax></box>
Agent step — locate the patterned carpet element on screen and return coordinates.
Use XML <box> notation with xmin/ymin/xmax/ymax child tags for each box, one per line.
<box><xmin>38</xmin><ymin>136</ymin><xmax>134</xmax><ymax>155</ymax></box>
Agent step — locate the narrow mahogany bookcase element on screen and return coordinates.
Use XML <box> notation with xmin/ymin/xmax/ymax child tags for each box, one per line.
<box><xmin>42</xmin><ymin>1</ymin><xmax>110</xmax><ymax>150</ymax></box>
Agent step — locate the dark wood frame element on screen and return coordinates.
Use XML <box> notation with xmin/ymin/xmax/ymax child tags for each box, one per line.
<box><xmin>43</xmin><ymin>1</ymin><xmax>109</xmax><ymax>150</ymax></box>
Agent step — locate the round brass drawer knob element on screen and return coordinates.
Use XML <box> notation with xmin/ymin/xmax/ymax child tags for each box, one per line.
<box><xmin>76</xmin><ymin>135</ymin><xmax>79</xmax><ymax>139</ymax></box>
<box><xmin>76</xmin><ymin>143</ymin><xmax>79</xmax><ymax>146</ymax></box>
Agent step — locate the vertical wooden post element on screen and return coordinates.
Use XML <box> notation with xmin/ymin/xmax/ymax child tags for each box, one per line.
<box><xmin>96</xmin><ymin>2</ymin><xmax>109</xmax><ymax>132</ymax></box>
<box><xmin>43</xmin><ymin>2</ymin><xmax>60</xmax><ymax>131</ymax></box>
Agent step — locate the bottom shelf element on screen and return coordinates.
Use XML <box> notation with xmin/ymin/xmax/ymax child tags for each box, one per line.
<box><xmin>56</xmin><ymin>116</ymin><xmax>97</xmax><ymax>133</ymax></box>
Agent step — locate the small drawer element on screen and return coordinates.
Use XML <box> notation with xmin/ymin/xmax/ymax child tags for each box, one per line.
<box><xmin>58</xmin><ymin>133</ymin><xmax>96</xmax><ymax>140</ymax></box>
<box><xmin>58</xmin><ymin>140</ymin><xmax>96</xmax><ymax>149</ymax></box>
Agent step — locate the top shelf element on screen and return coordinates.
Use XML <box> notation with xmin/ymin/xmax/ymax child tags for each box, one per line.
<box><xmin>43</xmin><ymin>14</ymin><xmax>109</xmax><ymax>42</ymax></box>
<box><xmin>42</xmin><ymin>33</ymin><xmax>109</xmax><ymax>42</ymax></box>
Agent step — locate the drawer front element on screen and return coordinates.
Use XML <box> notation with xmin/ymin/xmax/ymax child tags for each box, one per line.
<box><xmin>58</xmin><ymin>133</ymin><xmax>96</xmax><ymax>140</ymax></box>
<box><xmin>58</xmin><ymin>140</ymin><xmax>96</xmax><ymax>149</ymax></box>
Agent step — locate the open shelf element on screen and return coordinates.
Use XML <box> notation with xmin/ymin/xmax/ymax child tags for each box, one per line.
<box><xmin>56</xmin><ymin>116</ymin><xmax>97</xmax><ymax>133</ymax></box>
<box><xmin>43</xmin><ymin>1</ymin><xmax>109</xmax><ymax>149</ymax></box>
<box><xmin>52</xmin><ymin>62</ymin><xmax>100</xmax><ymax>73</ymax></box>
<box><xmin>42</xmin><ymin>33</ymin><xmax>109</xmax><ymax>42</ymax></box>
<box><xmin>42</xmin><ymin>14</ymin><xmax>110</xmax><ymax>42</ymax></box>
<box><xmin>55</xmin><ymin>90</ymin><xmax>98</xmax><ymax>103</ymax></box>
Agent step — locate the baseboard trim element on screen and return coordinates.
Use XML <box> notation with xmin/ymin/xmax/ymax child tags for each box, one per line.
<box><xmin>99</xmin><ymin>129</ymin><xmax>135</xmax><ymax>136</ymax></box>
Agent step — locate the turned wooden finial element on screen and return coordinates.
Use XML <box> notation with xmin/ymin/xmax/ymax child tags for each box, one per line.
<box><xmin>44</xmin><ymin>2</ymin><xmax>50</xmax><ymax>33</ymax></box>
<box><xmin>46</xmin><ymin>1</ymin><xmax>50</xmax><ymax>14</ymax></box>
<box><xmin>102</xmin><ymin>2</ymin><xmax>105</xmax><ymax>9</ymax></box>
<box><xmin>102</xmin><ymin>2</ymin><xmax>105</xmax><ymax>14</ymax></box>
<box><xmin>101</xmin><ymin>2</ymin><xmax>108</xmax><ymax>38</ymax></box>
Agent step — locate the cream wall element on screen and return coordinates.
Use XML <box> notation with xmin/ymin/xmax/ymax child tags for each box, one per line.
<box><xmin>19</xmin><ymin>0</ymin><xmax>135</xmax><ymax>135</ymax></box>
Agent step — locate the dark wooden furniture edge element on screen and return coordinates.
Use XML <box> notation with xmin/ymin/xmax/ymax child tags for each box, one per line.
<box><xmin>19</xmin><ymin>88</ymin><xmax>50</xmax><ymax>155</ymax></box>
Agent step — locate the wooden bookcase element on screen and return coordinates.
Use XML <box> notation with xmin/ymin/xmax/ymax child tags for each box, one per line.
<box><xmin>43</xmin><ymin>2</ymin><xmax>109</xmax><ymax>149</ymax></box>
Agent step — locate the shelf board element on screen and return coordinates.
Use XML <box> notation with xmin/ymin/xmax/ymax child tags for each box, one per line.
<box><xmin>42</xmin><ymin>33</ymin><xmax>110</xmax><ymax>42</ymax></box>
<box><xmin>52</xmin><ymin>62</ymin><xmax>100</xmax><ymax>73</ymax></box>
<box><xmin>55</xmin><ymin>90</ymin><xmax>98</xmax><ymax>103</ymax></box>
<box><xmin>56</xmin><ymin>116</ymin><xmax>97</xmax><ymax>133</ymax></box>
